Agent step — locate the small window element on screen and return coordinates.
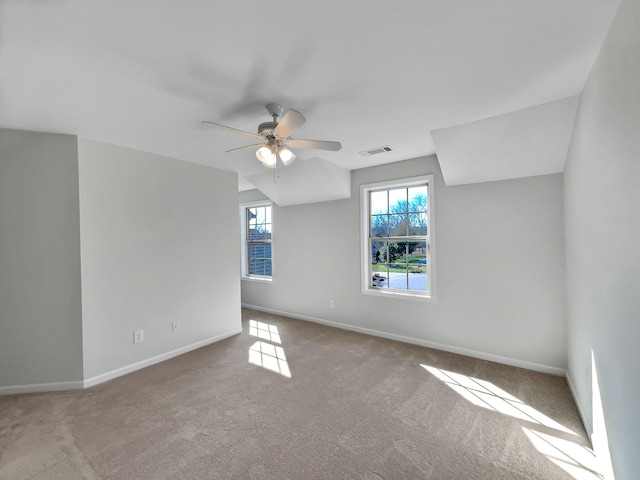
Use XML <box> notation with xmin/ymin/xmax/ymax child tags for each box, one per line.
<box><xmin>361</xmin><ymin>175</ymin><xmax>434</xmax><ymax>300</ymax></box>
<box><xmin>241</xmin><ymin>202</ymin><xmax>273</xmax><ymax>281</ymax></box>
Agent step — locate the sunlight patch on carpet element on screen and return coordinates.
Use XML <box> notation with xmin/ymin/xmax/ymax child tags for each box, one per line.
<box><xmin>523</xmin><ymin>428</ymin><xmax>602</xmax><ymax>479</ymax></box>
<box><xmin>249</xmin><ymin>319</ymin><xmax>281</xmax><ymax>344</ymax></box>
<box><xmin>248</xmin><ymin>319</ymin><xmax>290</xmax><ymax>377</ymax></box>
<box><xmin>421</xmin><ymin>364</ymin><xmax>604</xmax><ymax>480</ymax></box>
<box><xmin>248</xmin><ymin>329</ymin><xmax>291</xmax><ymax>379</ymax></box>
<box><xmin>421</xmin><ymin>364</ymin><xmax>574</xmax><ymax>434</ymax></box>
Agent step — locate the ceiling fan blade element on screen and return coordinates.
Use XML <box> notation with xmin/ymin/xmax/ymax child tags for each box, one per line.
<box><xmin>226</xmin><ymin>143</ymin><xmax>268</xmax><ymax>153</ymax></box>
<box><xmin>202</xmin><ymin>121</ymin><xmax>263</xmax><ymax>140</ymax></box>
<box><xmin>274</xmin><ymin>109</ymin><xmax>306</xmax><ymax>139</ymax></box>
<box><xmin>286</xmin><ymin>138</ymin><xmax>342</xmax><ymax>151</ymax></box>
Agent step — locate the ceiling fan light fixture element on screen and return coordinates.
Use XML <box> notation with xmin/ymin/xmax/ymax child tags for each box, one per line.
<box><xmin>256</xmin><ymin>146</ymin><xmax>276</xmax><ymax>168</ymax></box>
<box><xmin>204</xmin><ymin>103</ymin><xmax>341</xmax><ymax>171</ymax></box>
<box><xmin>278</xmin><ymin>146</ymin><xmax>296</xmax><ymax>166</ymax></box>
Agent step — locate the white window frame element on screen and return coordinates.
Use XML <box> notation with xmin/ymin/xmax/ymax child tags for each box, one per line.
<box><xmin>240</xmin><ymin>200</ymin><xmax>274</xmax><ymax>283</ymax></box>
<box><xmin>361</xmin><ymin>175</ymin><xmax>435</xmax><ymax>301</ymax></box>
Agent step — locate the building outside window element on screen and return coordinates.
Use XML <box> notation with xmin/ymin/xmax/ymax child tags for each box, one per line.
<box><xmin>361</xmin><ymin>175</ymin><xmax>434</xmax><ymax>299</ymax></box>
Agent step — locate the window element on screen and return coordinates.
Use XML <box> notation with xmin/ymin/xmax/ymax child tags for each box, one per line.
<box><xmin>241</xmin><ymin>202</ymin><xmax>273</xmax><ymax>281</ymax></box>
<box><xmin>361</xmin><ymin>175</ymin><xmax>434</xmax><ymax>299</ymax></box>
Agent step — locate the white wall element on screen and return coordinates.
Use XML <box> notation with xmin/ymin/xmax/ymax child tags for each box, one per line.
<box><xmin>78</xmin><ymin>139</ymin><xmax>242</xmax><ymax>380</ymax></box>
<box><xmin>0</xmin><ymin>129</ymin><xmax>83</xmax><ymax>389</ymax></box>
<box><xmin>241</xmin><ymin>156</ymin><xmax>566</xmax><ymax>372</ymax></box>
<box><xmin>564</xmin><ymin>0</ymin><xmax>640</xmax><ymax>477</ymax></box>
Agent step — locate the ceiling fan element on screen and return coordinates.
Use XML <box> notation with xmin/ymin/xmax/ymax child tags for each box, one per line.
<box><xmin>202</xmin><ymin>103</ymin><xmax>342</xmax><ymax>169</ymax></box>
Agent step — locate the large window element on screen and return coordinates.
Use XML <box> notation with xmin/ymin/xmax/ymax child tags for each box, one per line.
<box><xmin>361</xmin><ymin>175</ymin><xmax>434</xmax><ymax>299</ymax></box>
<box><xmin>241</xmin><ymin>202</ymin><xmax>273</xmax><ymax>281</ymax></box>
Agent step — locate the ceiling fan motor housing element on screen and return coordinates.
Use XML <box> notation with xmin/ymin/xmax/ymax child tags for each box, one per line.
<box><xmin>258</xmin><ymin>121</ymin><xmax>278</xmax><ymax>139</ymax></box>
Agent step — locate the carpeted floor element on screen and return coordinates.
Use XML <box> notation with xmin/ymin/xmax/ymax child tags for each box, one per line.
<box><xmin>0</xmin><ymin>308</ymin><xmax>601</xmax><ymax>479</ymax></box>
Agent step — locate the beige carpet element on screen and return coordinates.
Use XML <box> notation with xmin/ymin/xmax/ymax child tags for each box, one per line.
<box><xmin>0</xmin><ymin>308</ymin><xmax>600</xmax><ymax>479</ymax></box>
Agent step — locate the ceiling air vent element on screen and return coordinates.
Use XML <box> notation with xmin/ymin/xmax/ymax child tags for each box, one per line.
<box><xmin>359</xmin><ymin>145</ymin><xmax>393</xmax><ymax>156</ymax></box>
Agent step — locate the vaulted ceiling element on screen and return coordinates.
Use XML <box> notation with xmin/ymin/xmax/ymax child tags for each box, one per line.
<box><xmin>0</xmin><ymin>0</ymin><xmax>620</xmax><ymax>205</ymax></box>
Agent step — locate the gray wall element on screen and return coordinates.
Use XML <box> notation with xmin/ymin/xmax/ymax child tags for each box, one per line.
<box><xmin>78</xmin><ymin>139</ymin><xmax>242</xmax><ymax>380</ymax></box>
<box><xmin>241</xmin><ymin>156</ymin><xmax>566</xmax><ymax>371</ymax></box>
<box><xmin>564</xmin><ymin>0</ymin><xmax>640</xmax><ymax>478</ymax></box>
<box><xmin>0</xmin><ymin>129</ymin><xmax>83</xmax><ymax>388</ymax></box>
<box><xmin>0</xmin><ymin>130</ymin><xmax>242</xmax><ymax>391</ymax></box>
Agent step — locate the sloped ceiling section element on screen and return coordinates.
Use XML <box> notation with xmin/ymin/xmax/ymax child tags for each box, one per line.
<box><xmin>246</xmin><ymin>158</ymin><xmax>351</xmax><ymax>207</ymax></box>
<box><xmin>432</xmin><ymin>96</ymin><xmax>580</xmax><ymax>186</ymax></box>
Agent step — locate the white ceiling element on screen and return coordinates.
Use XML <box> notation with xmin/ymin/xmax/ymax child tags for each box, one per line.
<box><xmin>0</xmin><ymin>0</ymin><xmax>620</xmax><ymax>203</ymax></box>
<box><xmin>432</xmin><ymin>95</ymin><xmax>581</xmax><ymax>186</ymax></box>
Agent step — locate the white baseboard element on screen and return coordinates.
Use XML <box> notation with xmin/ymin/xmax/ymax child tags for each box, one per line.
<box><xmin>83</xmin><ymin>327</ymin><xmax>243</xmax><ymax>388</ymax></box>
<box><xmin>0</xmin><ymin>328</ymin><xmax>242</xmax><ymax>396</ymax></box>
<box><xmin>242</xmin><ymin>303</ymin><xmax>566</xmax><ymax>376</ymax></box>
<box><xmin>0</xmin><ymin>380</ymin><xmax>85</xmax><ymax>396</ymax></box>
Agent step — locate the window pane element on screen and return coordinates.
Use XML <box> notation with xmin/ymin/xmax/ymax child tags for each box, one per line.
<box><xmin>371</xmin><ymin>240</ymin><xmax>388</xmax><ymax>287</ymax></box>
<box><xmin>371</xmin><ymin>215</ymin><xmax>388</xmax><ymax>237</ymax></box>
<box><xmin>408</xmin><ymin>186</ymin><xmax>428</xmax><ymax>213</ymax></box>
<box><xmin>409</xmin><ymin>268</ymin><xmax>427</xmax><ymax>292</ymax></box>
<box><xmin>248</xmin><ymin>229</ymin><xmax>262</xmax><ymax>241</ymax></box>
<box><xmin>371</xmin><ymin>190</ymin><xmax>388</xmax><ymax>214</ymax></box>
<box><xmin>393</xmin><ymin>242</ymin><xmax>409</xmax><ymax>263</ymax></box>
<box><xmin>371</xmin><ymin>268</ymin><xmax>388</xmax><ymax>288</ymax></box>
<box><xmin>408</xmin><ymin>241</ymin><xmax>427</xmax><ymax>261</ymax></box>
<box><xmin>254</xmin><ymin>207</ymin><xmax>265</xmax><ymax>224</ymax></box>
<box><xmin>249</xmin><ymin>257</ymin><xmax>272</xmax><ymax>276</ymax></box>
<box><xmin>250</xmin><ymin>243</ymin><xmax>265</xmax><ymax>258</ymax></box>
<box><xmin>409</xmin><ymin>213</ymin><xmax>427</xmax><ymax>235</ymax></box>
<box><xmin>384</xmin><ymin>242</ymin><xmax>402</xmax><ymax>263</ymax></box>
<box><xmin>371</xmin><ymin>240</ymin><xmax>387</xmax><ymax>264</ymax></box>
<box><xmin>249</xmin><ymin>258</ymin><xmax>263</xmax><ymax>276</ymax></box>
<box><xmin>388</xmin><ymin>267</ymin><xmax>408</xmax><ymax>290</ymax></box>
<box><xmin>408</xmin><ymin>242</ymin><xmax>427</xmax><ymax>291</ymax></box>
<box><xmin>249</xmin><ymin>243</ymin><xmax>272</xmax><ymax>259</ymax></box>
<box><xmin>389</xmin><ymin>188</ymin><xmax>407</xmax><ymax>213</ymax></box>
<box><xmin>263</xmin><ymin>258</ymin><xmax>272</xmax><ymax>276</ymax></box>
<box><xmin>389</xmin><ymin>214</ymin><xmax>408</xmax><ymax>236</ymax></box>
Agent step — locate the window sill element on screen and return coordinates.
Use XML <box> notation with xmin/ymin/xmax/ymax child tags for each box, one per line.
<box><xmin>362</xmin><ymin>288</ymin><xmax>435</xmax><ymax>302</ymax></box>
<box><xmin>242</xmin><ymin>276</ymin><xmax>273</xmax><ymax>284</ymax></box>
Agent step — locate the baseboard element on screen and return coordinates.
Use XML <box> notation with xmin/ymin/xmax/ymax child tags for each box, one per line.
<box><xmin>242</xmin><ymin>303</ymin><xmax>566</xmax><ymax>376</ymax></box>
<box><xmin>83</xmin><ymin>327</ymin><xmax>243</xmax><ymax>389</ymax></box>
<box><xmin>565</xmin><ymin>370</ymin><xmax>592</xmax><ymax>438</ymax></box>
<box><xmin>0</xmin><ymin>380</ymin><xmax>85</xmax><ymax>396</ymax></box>
<box><xmin>0</xmin><ymin>328</ymin><xmax>243</xmax><ymax>396</ymax></box>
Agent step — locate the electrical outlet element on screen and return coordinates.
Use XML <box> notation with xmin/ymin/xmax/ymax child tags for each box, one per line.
<box><xmin>133</xmin><ymin>330</ymin><xmax>144</xmax><ymax>344</ymax></box>
<box><xmin>329</xmin><ymin>299</ymin><xmax>335</xmax><ymax>308</ymax></box>
<box><xmin>171</xmin><ymin>322</ymin><xmax>180</xmax><ymax>333</ymax></box>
